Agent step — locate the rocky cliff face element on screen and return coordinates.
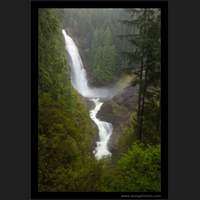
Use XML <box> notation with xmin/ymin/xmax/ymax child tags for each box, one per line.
<box><xmin>96</xmin><ymin>85</ymin><xmax>138</xmax><ymax>153</ymax></box>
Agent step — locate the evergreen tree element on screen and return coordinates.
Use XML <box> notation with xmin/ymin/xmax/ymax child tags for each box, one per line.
<box><xmin>121</xmin><ymin>9</ymin><xmax>161</xmax><ymax>144</ymax></box>
<box><xmin>91</xmin><ymin>27</ymin><xmax>117</xmax><ymax>85</ymax></box>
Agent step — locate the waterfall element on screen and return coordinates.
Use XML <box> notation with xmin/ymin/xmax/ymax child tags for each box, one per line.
<box><xmin>62</xmin><ymin>29</ymin><xmax>112</xmax><ymax>159</ymax></box>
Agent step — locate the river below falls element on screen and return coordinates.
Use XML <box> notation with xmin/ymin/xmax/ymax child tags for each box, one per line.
<box><xmin>89</xmin><ymin>98</ymin><xmax>112</xmax><ymax>160</ymax></box>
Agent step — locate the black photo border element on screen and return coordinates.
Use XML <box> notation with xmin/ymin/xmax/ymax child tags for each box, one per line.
<box><xmin>31</xmin><ymin>1</ymin><xmax>168</xmax><ymax>199</ymax></box>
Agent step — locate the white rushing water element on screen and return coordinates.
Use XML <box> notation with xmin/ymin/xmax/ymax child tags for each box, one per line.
<box><xmin>90</xmin><ymin>98</ymin><xmax>112</xmax><ymax>159</ymax></box>
<box><xmin>62</xmin><ymin>29</ymin><xmax>112</xmax><ymax>159</ymax></box>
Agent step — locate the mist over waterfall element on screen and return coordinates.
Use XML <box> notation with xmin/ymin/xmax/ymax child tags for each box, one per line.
<box><xmin>62</xmin><ymin>29</ymin><xmax>115</xmax><ymax>99</ymax></box>
<box><xmin>62</xmin><ymin>29</ymin><xmax>113</xmax><ymax>159</ymax></box>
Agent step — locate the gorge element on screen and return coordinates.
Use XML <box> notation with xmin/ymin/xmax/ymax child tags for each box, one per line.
<box><xmin>62</xmin><ymin>29</ymin><xmax>114</xmax><ymax>159</ymax></box>
<box><xmin>38</xmin><ymin>8</ymin><xmax>162</xmax><ymax>193</ymax></box>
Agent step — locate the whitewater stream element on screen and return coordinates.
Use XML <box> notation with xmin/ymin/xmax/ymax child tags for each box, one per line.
<box><xmin>62</xmin><ymin>29</ymin><xmax>113</xmax><ymax>160</ymax></box>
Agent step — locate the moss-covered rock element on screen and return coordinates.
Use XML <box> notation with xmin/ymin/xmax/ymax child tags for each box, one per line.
<box><xmin>96</xmin><ymin>85</ymin><xmax>138</xmax><ymax>153</ymax></box>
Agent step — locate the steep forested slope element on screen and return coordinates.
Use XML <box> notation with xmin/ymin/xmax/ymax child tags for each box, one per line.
<box><xmin>38</xmin><ymin>8</ymin><xmax>101</xmax><ymax>192</ymax></box>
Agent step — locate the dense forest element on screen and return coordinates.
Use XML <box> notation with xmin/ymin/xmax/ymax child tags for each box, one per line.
<box><xmin>38</xmin><ymin>8</ymin><xmax>161</xmax><ymax>192</ymax></box>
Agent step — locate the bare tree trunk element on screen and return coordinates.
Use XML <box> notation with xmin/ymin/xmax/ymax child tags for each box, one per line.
<box><xmin>137</xmin><ymin>55</ymin><xmax>144</xmax><ymax>141</ymax></box>
<box><xmin>139</xmin><ymin>66</ymin><xmax>148</xmax><ymax>143</ymax></box>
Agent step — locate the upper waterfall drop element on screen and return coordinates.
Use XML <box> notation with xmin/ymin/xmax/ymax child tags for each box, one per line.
<box><xmin>62</xmin><ymin>29</ymin><xmax>90</xmax><ymax>97</ymax></box>
<box><xmin>62</xmin><ymin>29</ymin><xmax>116</xmax><ymax>99</ymax></box>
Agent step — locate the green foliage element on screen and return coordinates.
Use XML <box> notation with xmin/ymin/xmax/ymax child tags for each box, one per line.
<box><xmin>101</xmin><ymin>143</ymin><xmax>161</xmax><ymax>192</ymax></box>
<box><xmin>90</xmin><ymin>28</ymin><xmax>118</xmax><ymax>85</ymax></box>
<box><xmin>38</xmin><ymin>8</ymin><xmax>99</xmax><ymax>192</ymax></box>
<box><xmin>117</xmin><ymin>112</ymin><xmax>138</xmax><ymax>155</ymax></box>
<box><xmin>41</xmin><ymin>156</ymin><xmax>104</xmax><ymax>192</ymax></box>
<box><xmin>120</xmin><ymin>9</ymin><xmax>161</xmax><ymax>144</ymax></box>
